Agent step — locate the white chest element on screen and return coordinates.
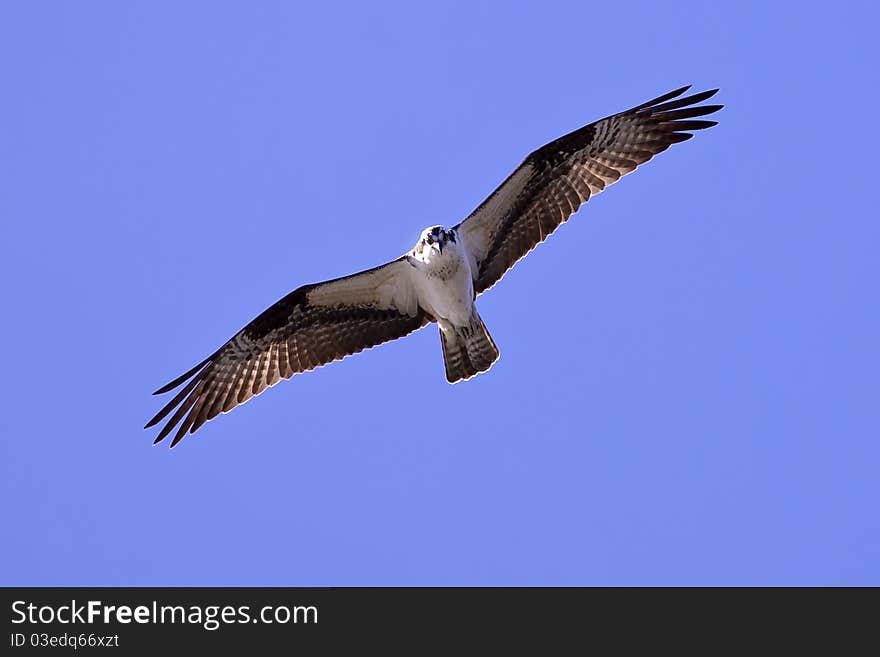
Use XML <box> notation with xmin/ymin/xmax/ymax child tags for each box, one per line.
<box><xmin>408</xmin><ymin>245</ymin><xmax>474</xmax><ymax>325</ymax></box>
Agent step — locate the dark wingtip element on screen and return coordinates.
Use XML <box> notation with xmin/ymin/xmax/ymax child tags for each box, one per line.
<box><xmin>677</xmin><ymin>90</ymin><xmax>720</xmax><ymax>108</ymax></box>
<box><xmin>151</xmin><ymin>353</ymin><xmax>216</xmax><ymax>396</ymax></box>
<box><xmin>153</xmin><ymin>423</ymin><xmax>174</xmax><ymax>445</ymax></box>
<box><xmin>153</xmin><ymin>377</ymin><xmax>187</xmax><ymax>396</ymax></box>
<box><xmin>144</xmin><ymin>411</ymin><xmax>164</xmax><ymax>429</ymax></box>
<box><xmin>668</xmin><ymin>133</ymin><xmax>694</xmax><ymax>143</ymax></box>
<box><xmin>151</xmin><ymin>430</ymin><xmax>183</xmax><ymax>449</ymax></box>
<box><xmin>631</xmin><ymin>85</ymin><xmax>692</xmax><ymax>112</ymax></box>
<box><xmin>669</xmin><ymin>119</ymin><xmax>720</xmax><ymax>131</ymax></box>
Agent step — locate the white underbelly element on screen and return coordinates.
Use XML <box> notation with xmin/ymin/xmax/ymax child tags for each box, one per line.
<box><xmin>412</xmin><ymin>257</ymin><xmax>474</xmax><ymax>326</ymax></box>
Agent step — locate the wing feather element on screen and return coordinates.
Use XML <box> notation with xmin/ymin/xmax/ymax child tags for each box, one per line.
<box><xmin>456</xmin><ymin>86</ymin><xmax>722</xmax><ymax>294</ymax></box>
<box><xmin>145</xmin><ymin>258</ymin><xmax>428</xmax><ymax>446</ymax></box>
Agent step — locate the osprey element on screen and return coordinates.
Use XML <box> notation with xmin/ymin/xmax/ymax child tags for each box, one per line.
<box><xmin>147</xmin><ymin>85</ymin><xmax>722</xmax><ymax>446</ymax></box>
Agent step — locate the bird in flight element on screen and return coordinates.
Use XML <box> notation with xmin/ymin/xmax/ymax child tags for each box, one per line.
<box><xmin>146</xmin><ymin>85</ymin><xmax>722</xmax><ymax>447</ymax></box>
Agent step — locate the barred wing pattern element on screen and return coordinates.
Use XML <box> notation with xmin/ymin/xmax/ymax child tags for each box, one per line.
<box><xmin>145</xmin><ymin>259</ymin><xmax>428</xmax><ymax>447</ymax></box>
<box><xmin>456</xmin><ymin>86</ymin><xmax>722</xmax><ymax>294</ymax></box>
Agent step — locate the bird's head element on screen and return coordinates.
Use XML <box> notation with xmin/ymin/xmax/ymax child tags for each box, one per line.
<box><xmin>413</xmin><ymin>225</ymin><xmax>456</xmax><ymax>260</ymax></box>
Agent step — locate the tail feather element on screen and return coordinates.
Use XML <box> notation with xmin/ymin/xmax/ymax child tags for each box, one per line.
<box><xmin>440</xmin><ymin>309</ymin><xmax>500</xmax><ymax>383</ymax></box>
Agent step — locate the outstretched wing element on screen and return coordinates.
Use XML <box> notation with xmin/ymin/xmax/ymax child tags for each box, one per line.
<box><xmin>456</xmin><ymin>85</ymin><xmax>722</xmax><ymax>294</ymax></box>
<box><xmin>145</xmin><ymin>258</ymin><xmax>429</xmax><ymax>447</ymax></box>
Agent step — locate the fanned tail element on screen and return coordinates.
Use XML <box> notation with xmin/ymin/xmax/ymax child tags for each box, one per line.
<box><xmin>439</xmin><ymin>308</ymin><xmax>500</xmax><ymax>383</ymax></box>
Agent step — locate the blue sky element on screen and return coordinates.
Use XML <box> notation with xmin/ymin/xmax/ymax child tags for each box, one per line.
<box><xmin>2</xmin><ymin>2</ymin><xmax>878</xmax><ymax>585</ymax></box>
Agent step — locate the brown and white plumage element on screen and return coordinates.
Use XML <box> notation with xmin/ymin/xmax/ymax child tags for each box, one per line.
<box><xmin>147</xmin><ymin>85</ymin><xmax>721</xmax><ymax>446</ymax></box>
<box><xmin>456</xmin><ymin>85</ymin><xmax>721</xmax><ymax>294</ymax></box>
<box><xmin>145</xmin><ymin>259</ymin><xmax>429</xmax><ymax>447</ymax></box>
